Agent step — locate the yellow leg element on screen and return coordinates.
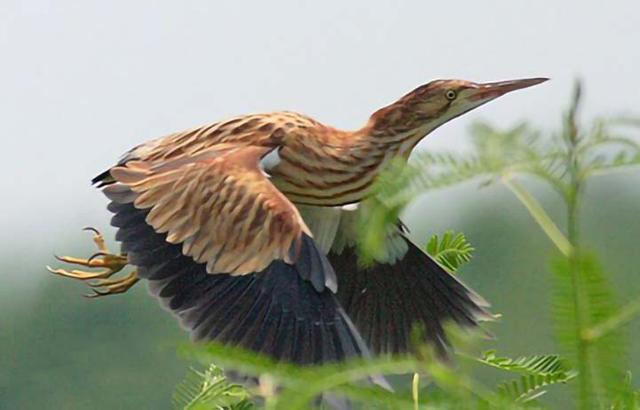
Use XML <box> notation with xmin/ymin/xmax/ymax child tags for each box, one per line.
<box><xmin>46</xmin><ymin>227</ymin><xmax>139</xmax><ymax>297</ymax></box>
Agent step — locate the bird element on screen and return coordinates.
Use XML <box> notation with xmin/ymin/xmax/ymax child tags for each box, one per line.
<box><xmin>48</xmin><ymin>77</ymin><xmax>547</xmax><ymax>366</ymax></box>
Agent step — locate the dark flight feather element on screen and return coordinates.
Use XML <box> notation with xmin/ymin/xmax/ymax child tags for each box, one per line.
<box><xmin>107</xmin><ymin>201</ymin><xmax>372</xmax><ymax>365</ymax></box>
<box><xmin>91</xmin><ymin>169</ymin><xmax>115</xmax><ymax>187</ymax></box>
<box><xmin>330</xmin><ymin>240</ymin><xmax>493</xmax><ymax>357</ymax></box>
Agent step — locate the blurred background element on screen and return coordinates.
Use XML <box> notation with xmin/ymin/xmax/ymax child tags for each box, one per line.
<box><xmin>1</xmin><ymin>1</ymin><xmax>639</xmax><ymax>408</ymax></box>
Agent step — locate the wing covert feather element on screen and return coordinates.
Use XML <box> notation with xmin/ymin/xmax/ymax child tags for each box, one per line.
<box><xmin>109</xmin><ymin>145</ymin><xmax>311</xmax><ymax>275</ymax></box>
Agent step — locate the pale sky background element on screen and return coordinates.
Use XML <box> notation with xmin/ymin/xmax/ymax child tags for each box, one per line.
<box><xmin>1</xmin><ymin>0</ymin><xmax>638</xmax><ymax>281</ymax></box>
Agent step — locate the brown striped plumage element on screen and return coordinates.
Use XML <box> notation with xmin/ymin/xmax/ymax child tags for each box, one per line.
<box><xmin>49</xmin><ymin>77</ymin><xmax>547</xmax><ymax>371</ymax></box>
<box><xmin>107</xmin><ymin>145</ymin><xmax>310</xmax><ymax>275</ymax></box>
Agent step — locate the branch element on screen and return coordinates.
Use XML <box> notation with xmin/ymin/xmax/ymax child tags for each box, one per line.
<box><xmin>502</xmin><ymin>176</ymin><xmax>573</xmax><ymax>257</ymax></box>
<box><xmin>583</xmin><ymin>295</ymin><xmax>640</xmax><ymax>342</ymax></box>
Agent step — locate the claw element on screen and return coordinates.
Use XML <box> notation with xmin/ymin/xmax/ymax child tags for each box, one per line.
<box><xmin>82</xmin><ymin>227</ymin><xmax>108</xmax><ymax>252</ymax></box>
<box><xmin>88</xmin><ymin>271</ymin><xmax>138</xmax><ymax>287</ymax></box>
<box><xmin>84</xmin><ymin>289</ymin><xmax>107</xmax><ymax>298</ymax></box>
<box><xmin>82</xmin><ymin>226</ymin><xmax>100</xmax><ymax>235</ymax></box>
<box><xmin>84</xmin><ymin>271</ymin><xmax>140</xmax><ymax>298</ymax></box>
<box><xmin>87</xmin><ymin>252</ymin><xmax>109</xmax><ymax>263</ymax></box>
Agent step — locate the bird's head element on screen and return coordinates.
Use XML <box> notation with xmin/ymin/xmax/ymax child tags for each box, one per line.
<box><xmin>368</xmin><ymin>77</ymin><xmax>548</xmax><ymax>136</ymax></box>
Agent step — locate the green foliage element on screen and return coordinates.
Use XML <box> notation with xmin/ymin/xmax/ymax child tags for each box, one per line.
<box><xmin>479</xmin><ymin>350</ymin><xmax>574</xmax><ymax>377</ymax></box>
<box><xmin>497</xmin><ymin>372</ymin><xmax>573</xmax><ymax>404</ymax></box>
<box><xmin>611</xmin><ymin>373</ymin><xmax>640</xmax><ymax>410</ymax></box>
<box><xmin>478</xmin><ymin>350</ymin><xmax>577</xmax><ymax>403</ymax></box>
<box><xmin>173</xmin><ymin>364</ymin><xmax>254</xmax><ymax>410</ymax></box>
<box><xmin>178</xmin><ymin>340</ymin><xmax>578</xmax><ymax>410</ymax></box>
<box><xmin>426</xmin><ymin>230</ymin><xmax>474</xmax><ymax>273</ymax></box>
<box><xmin>551</xmin><ymin>253</ymin><xmax>625</xmax><ymax>404</ymax></box>
<box><xmin>179</xmin><ymin>342</ymin><xmax>420</xmax><ymax>410</ymax></box>
<box><xmin>355</xmin><ymin>158</ymin><xmax>419</xmax><ymax>265</ymax></box>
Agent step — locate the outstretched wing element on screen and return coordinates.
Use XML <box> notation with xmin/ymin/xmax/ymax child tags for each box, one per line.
<box><xmin>106</xmin><ymin>200</ymin><xmax>374</xmax><ymax>366</ymax></box>
<box><xmin>99</xmin><ymin>143</ymin><xmax>379</xmax><ymax>367</ymax></box>
<box><xmin>102</xmin><ymin>144</ymin><xmax>334</xmax><ymax>291</ymax></box>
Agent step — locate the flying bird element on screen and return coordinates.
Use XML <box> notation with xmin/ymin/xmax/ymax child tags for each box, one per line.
<box><xmin>48</xmin><ymin>78</ymin><xmax>547</xmax><ymax>365</ymax></box>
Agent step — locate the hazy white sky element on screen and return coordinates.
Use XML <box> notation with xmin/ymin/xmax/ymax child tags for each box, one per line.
<box><xmin>1</xmin><ymin>0</ymin><xmax>638</xmax><ymax>247</ymax></box>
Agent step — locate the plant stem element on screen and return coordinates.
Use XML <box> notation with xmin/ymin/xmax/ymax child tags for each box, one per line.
<box><xmin>412</xmin><ymin>373</ymin><xmax>420</xmax><ymax>410</ymax></box>
<box><xmin>563</xmin><ymin>80</ymin><xmax>602</xmax><ymax>410</ymax></box>
<box><xmin>502</xmin><ymin>176</ymin><xmax>572</xmax><ymax>257</ymax></box>
<box><xmin>584</xmin><ymin>296</ymin><xmax>640</xmax><ymax>342</ymax></box>
<box><xmin>566</xmin><ymin>176</ymin><xmax>592</xmax><ymax>410</ymax></box>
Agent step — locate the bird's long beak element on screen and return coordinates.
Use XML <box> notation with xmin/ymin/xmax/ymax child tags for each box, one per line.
<box><xmin>469</xmin><ymin>77</ymin><xmax>549</xmax><ymax>101</ymax></box>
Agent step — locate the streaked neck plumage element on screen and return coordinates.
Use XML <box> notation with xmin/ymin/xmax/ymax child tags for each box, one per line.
<box><xmin>271</xmin><ymin>110</ymin><xmax>437</xmax><ymax>206</ymax></box>
<box><xmin>355</xmin><ymin>102</ymin><xmax>440</xmax><ymax>159</ymax></box>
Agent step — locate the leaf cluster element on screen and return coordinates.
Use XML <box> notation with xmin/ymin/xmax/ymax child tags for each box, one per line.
<box><xmin>426</xmin><ymin>230</ymin><xmax>474</xmax><ymax>273</ymax></box>
<box><xmin>173</xmin><ymin>364</ymin><xmax>254</xmax><ymax>410</ymax></box>
<box><xmin>175</xmin><ymin>340</ymin><xmax>580</xmax><ymax>410</ymax></box>
<box><xmin>478</xmin><ymin>350</ymin><xmax>577</xmax><ymax>403</ymax></box>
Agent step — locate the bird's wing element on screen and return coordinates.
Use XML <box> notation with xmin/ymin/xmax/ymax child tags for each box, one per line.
<box><xmin>107</xmin><ymin>200</ymin><xmax>377</xmax><ymax>367</ymax></box>
<box><xmin>103</xmin><ymin>144</ymin><xmax>325</xmax><ymax>281</ymax></box>
<box><xmin>102</xmin><ymin>145</ymin><xmax>380</xmax><ymax>367</ymax></box>
<box><xmin>115</xmin><ymin>113</ymin><xmax>319</xmax><ymax>165</ymax></box>
<box><xmin>299</xmin><ymin>204</ymin><xmax>492</xmax><ymax>355</ymax></box>
<box><xmin>92</xmin><ymin>113</ymin><xmax>319</xmax><ymax>187</ymax></box>
<box><xmin>330</xmin><ymin>237</ymin><xmax>493</xmax><ymax>356</ymax></box>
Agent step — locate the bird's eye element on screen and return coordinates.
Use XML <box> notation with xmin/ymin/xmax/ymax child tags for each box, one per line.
<box><xmin>445</xmin><ymin>90</ymin><xmax>457</xmax><ymax>100</ymax></box>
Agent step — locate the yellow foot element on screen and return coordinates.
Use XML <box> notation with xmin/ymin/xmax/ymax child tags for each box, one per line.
<box><xmin>46</xmin><ymin>227</ymin><xmax>139</xmax><ymax>297</ymax></box>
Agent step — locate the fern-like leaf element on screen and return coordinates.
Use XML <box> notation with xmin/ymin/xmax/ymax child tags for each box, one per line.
<box><xmin>577</xmin><ymin>118</ymin><xmax>640</xmax><ymax>177</ymax></box>
<box><xmin>479</xmin><ymin>350</ymin><xmax>573</xmax><ymax>376</ymax></box>
<box><xmin>498</xmin><ymin>372</ymin><xmax>575</xmax><ymax>403</ymax></box>
<box><xmin>426</xmin><ymin>230</ymin><xmax>474</xmax><ymax>273</ymax></box>
<box><xmin>478</xmin><ymin>350</ymin><xmax>577</xmax><ymax>403</ymax></box>
<box><xmin>552</xmin><ymin>252</ymin><xmax>625</xmax><ymax>405</ymax></box>
<box><xmin>370</xmin><ymin>114</ymin><xmax>639</xmax><ymax>216</ymax></box>
<box><xmin>610</xmin><ymin>372</ymin><xmax>640</xmax><ymax>410</ymax></box>
<box><xmin>173</xmin><ymin>364</ymin><xmax>253</xmax><ymax>410</ymax></box>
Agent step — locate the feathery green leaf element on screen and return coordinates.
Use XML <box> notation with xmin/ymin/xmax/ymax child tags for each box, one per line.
<box><xmin>552</xmin><ymin>252</ymin><xmax>626</xmax><ymax>405</ymax></box>
<box><xmin>426</xmin><ymin>230</ymin><xmax>474</xmax><ymax>273</ymax></box>
<box><xmin>173</xmin><ymin>364</ymin><xmax>253</xmax><ymax>410</ymax></box>
<box><xmin>478</xmin><ymin>350</ymin><xmax>577</xmax><ymax>403</ymax></box>
<box><xmin>611</xmin><ymin>372</ymin><xmax>640</xmax><ymax>410</ymax></box>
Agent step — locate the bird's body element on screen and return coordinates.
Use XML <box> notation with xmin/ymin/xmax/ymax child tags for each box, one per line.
<box><xmin>115</xmin><ymin>112</ymin><xmax>369</xmax><ymax>206</ymax></box>
<box><xmin>109</xmin><ymin>110</ymin><xmax>425</xmax><ymax>207</ymax></box>
<box><xmin>50</xmin><ymin>77</ymin><xmax>547</xmax><ymax>367</ymax></box>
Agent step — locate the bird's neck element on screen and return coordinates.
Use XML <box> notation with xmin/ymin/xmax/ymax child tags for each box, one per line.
<box><xmin>354</xmin><ymin>110</ymin><xmax>434</xmax><ymax>159</ymax></box>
